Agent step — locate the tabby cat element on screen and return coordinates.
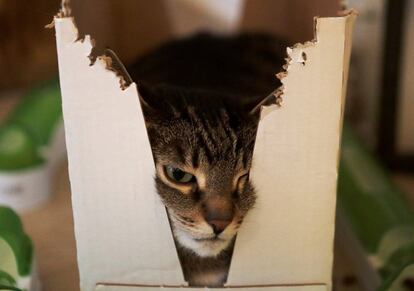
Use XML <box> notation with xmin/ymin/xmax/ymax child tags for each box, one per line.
<box><xmin>127</xmin><ymin>33</ymin><xmax>285</xmax><ymax>287</ymax></box>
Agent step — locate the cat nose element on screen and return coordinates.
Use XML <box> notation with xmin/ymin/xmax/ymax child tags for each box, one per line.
<box><xmin>208</xmin><ymin>219</ymin><xmax>232</xmax><ymax>235</ymax></box>
<box><xmin>202</xmin><ymin>198</ymin><xmax>234</xmax><ymax>235</ymax></box>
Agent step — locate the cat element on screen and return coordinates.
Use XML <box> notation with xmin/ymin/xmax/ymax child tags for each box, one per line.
<box><xmin>127</xmin><ymin>32</ymin><xmax>285</xmax><ymax>287</ymax></box>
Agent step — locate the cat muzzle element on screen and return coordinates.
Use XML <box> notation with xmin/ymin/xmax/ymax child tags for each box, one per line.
<box><xmin>202</xmin><ymin>197</ymin><xmax>234</xmax><ymax>235</ymax></box>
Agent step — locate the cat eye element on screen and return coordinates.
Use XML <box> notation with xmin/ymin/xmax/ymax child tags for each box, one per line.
<box><xmin>165</xmin><ymin>165</ymin><xmax>196</xmax><ymax>184</ymax></box>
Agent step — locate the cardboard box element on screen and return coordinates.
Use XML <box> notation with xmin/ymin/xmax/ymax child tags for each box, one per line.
<box><xmin>66</xmin><ymin>0</ymin><xmax>340</xmax><ymax>65</ymax></box>
<box><xmin>53</xmin><ymin>1</ymin><xmax>355</xmax><ymax>290</ymax></box>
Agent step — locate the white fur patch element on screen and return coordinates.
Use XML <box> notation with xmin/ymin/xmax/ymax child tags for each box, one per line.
<box><xmin>172</xmin><ymin>220</ymin><xmax>238</xmax><ymax>257</ymax></box>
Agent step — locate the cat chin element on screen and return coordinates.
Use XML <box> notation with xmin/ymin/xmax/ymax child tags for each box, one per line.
<box><xmin>173</xmin><ymin>227</ymin><xmax>233</xmax><ymax>258</ymax></box>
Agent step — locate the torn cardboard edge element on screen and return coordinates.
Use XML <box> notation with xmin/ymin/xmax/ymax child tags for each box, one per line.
<box><xmin>48</xmin><ymin>0</ymin><xmax>351</xmax><ymax>105</ymax></box>
<box><xmin>53</xmin><ymin>2</ymin><xmax>356</xmax><ymax>290</ymax></box>
<box><xmin>260</xmin><ymin>9</ymin><xmax>357</xmax><ymax>119</ymax></box>
<box><xmin>49</xmin><ymin>2</ymin><xmax>132</xmax><ymax>91</ymax></box>
<box><xmin>226</xmin><ymin>12</ymin><xmax>356</xmax><ymax>288</ymax></box>
<box><xmin>51</xmin><ymin>1</ymin><xmax>355</xmax><ymax>116</ymax></box>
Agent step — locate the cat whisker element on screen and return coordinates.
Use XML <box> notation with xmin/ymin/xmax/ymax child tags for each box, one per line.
<box><xmin>177</xmin><ymin>214</ymin><xmax>195</xmax><ymax>223</ymax></box>
<box><xmin>171</xmin><ymin>215</ymin><xmax>196</xmax><ymax>227</ymax></box>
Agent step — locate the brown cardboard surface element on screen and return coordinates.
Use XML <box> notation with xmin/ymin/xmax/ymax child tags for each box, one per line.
<box><xmin>63</xmin><ymin>0</ymin><xmax>340</xmax><ymax>65</ymax></box>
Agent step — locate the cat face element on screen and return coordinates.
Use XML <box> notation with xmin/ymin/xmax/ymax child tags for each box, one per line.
<box><xmin>139</xmin><ymin>84</ymin><xmax>259</xmax><ymax>257</ymax></box>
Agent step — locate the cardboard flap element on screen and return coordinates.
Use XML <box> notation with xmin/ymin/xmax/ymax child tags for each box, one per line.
<box><xmin>96</xmin><ymin>283</ymin><xmax>327</xmax><ymax>291</ymax></box>
<box><xmin>55</xmin><ymin>17</ymin><xmax>184</xmax><ymax>291</ymax></box>
<box><xmin>227</xmin><ymin>13</ymin><xmax>356</xmax><ymax>286</ymax></box>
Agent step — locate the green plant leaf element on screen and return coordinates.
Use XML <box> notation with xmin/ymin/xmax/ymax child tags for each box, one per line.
<box><xmin>0</xmin><ymin>284</ymin><xmax>22</xmax><ymax>291</ymax></box>
<box><xmin>0</xmin><ymin>125</ymin><xmax>44</xmax><ymax>171</ymax></box>
<box><xmin>0</xmin><ymin>207</ymin><xmax>33</xmax><ymax>276</ymax></box>
<box><xmin>0</xmin><ymin>208</ymin><xmax>22</xmax><ymax>234</ymax></box>
<box><xmin>0</xmin><ymin>270</ymin><xmax>16</xmax><ymax>286</ymax></box>
<box><xmin>7</xmin><ymin>79</ymin><xmax>62</xmax><ymax>146</ymax></box>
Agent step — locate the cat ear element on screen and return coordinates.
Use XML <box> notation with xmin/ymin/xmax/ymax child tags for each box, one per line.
<box><xmin>246</xmin><ymin>88</ymin><xmax>282</xmax><ymax>115</ymax></box>
<box><xmin>137</xmin><ymin>82</ymin><xmax>152</xmax><ymax>110</ymax></box>
<box><xmin>104</xmin><ymin>49</ymin><xmax>133</xmax><ymax>89</ymax></box>
<box><xmin>137</xmin><ymin>82</ymin><xmax>163</xmax><ymax>116</ymax></box>
<box><xmin>137</xmin><ymin>83</ymin><xmax>182</xmax><ymax>119</ymax></box>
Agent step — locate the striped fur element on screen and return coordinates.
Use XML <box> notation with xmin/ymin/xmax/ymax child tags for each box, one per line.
<box><xmin>129</xmin><ymin>32</ymin><xmax>285</xmax><ymax>287</ymax></box>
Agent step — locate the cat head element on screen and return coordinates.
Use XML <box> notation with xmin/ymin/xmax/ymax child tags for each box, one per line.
<box><xmin>138</xmin><ymin>83</ymin><xmax>261</xmax><ymax>257</ymax></box>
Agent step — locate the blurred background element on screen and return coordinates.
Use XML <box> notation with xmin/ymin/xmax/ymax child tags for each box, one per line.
<box><xmin>0</xmin><ymin>0</ymin><xmax>413</xmax><ymax>291</ymax></box>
